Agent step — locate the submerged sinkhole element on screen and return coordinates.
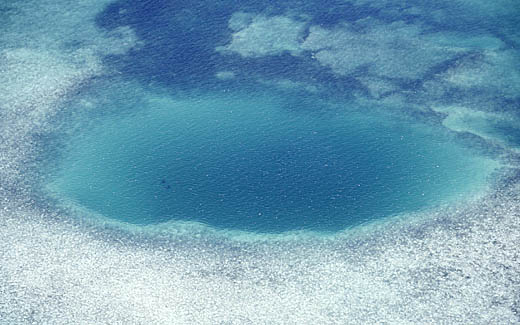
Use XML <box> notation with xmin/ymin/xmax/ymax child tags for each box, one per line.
<box><xmin>46</xmin><ymin>91</ymin><xmax>497</xmax><ymax>233</ymax></box>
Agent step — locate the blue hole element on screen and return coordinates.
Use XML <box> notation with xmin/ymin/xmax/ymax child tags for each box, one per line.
<box><xmin>46</xmin><ymin>89</ymin><xmax>497</xmax><ymax>233</ymax></box>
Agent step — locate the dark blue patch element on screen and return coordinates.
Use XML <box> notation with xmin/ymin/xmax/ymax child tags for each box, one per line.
<box><xmin>94</xmin><ymin>0</ymin><xmax>385</xmax><ymax>90</ymax></box>
<box><xmin>96</xmin><ymin>0</ymin><xmax>250</xmax><ymax>87</ymax></box>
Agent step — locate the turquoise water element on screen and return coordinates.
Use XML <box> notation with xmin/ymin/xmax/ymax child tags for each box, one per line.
<box><xmin>46</xmin><ymin>89</ymin><xmax>497</xmax><ymax>233</ymax></box>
